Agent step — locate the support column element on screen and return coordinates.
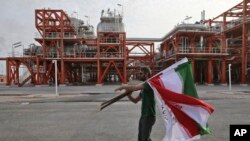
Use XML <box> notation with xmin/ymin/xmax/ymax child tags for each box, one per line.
<box><xmin>190</xmin><ymin>37</ymin><xmax>195</xmax><ymax>53</ymax></box>
<box><xmin>207</xmin><ymin>34</ymin><xmax>213</xmax><ymax>85</ymax></box>
<box><xmin>36</xmin><ymin>57</ymin><xmax>40</xmax><ymax>85</ymax></box>
<box><xmin>16</xmin><ymin>63</ymin><xmax>20</xmax><ymax>85</ymax></box>
<box><xmin>123</xmin><ymin>60</ymin><xmax>127</xmax><ymax>84</ymax></box>
<box><xmin>60</xmin><ymin>12</ymin><xmax>65</xmax><ymax>86</ymax></box>
<box><xmin>42</xmin><ymin>61</ymin><xmax>46</xmax><ymax>84</ymax></box>
<box><xmin>96</xmin><ymin>60</ymin><xmax>102</xmax><ymax>86</ymax></box>
<box><xmin>96</xmin><ymin>37</ymin><xmax>102</xmax><ymax>86</ymax></box>
<box><xmin>207</xmin><ymin>58</ymin><xmax>213</xmax><ymax>85</ymax></box>
<box><xmin>221</xmin><ymin>59</ymin><xmax>227</xmax><ymax>85</ymax></box>
<box><xmin>122</xmin><ymin>32</ymin><xmax>127</xmax><ymax>85</ymax></box>
<box><xmin>6</xmin><ymin>59</ymin><xmax>10</xmax><ymax>86</ymax></box>
<box><xmin>221</xmin><ymin>33</ymin><xmax>227</xmax><ymax>85</ymax></box>
<box><xmin>60</xmin><ymin>60</ymin><xmax>65</xmax><ymax>85</ymax></box>
<box><xmin>191</xmin><ymin>58</ymin><xmax>196</xmax><ymax>83</ymax></box>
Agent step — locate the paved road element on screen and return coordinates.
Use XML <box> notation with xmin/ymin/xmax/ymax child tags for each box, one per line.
<box><xmin>0</xmin><ymin>83</ymin><xmax>249</xmax><ymax>96</ymax></box>
<box><xmin>0</xmin><ymin>84</ymin><xmax>250</xmax><ymax>141</ymax></box>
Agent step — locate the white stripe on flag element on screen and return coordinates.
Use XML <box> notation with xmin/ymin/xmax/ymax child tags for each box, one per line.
<box><xmin>170</xmin><ymin>102</ymin><xmax>211</xmax><ymax>129</ymax></box>
<box><xmin>147</xmin><ymin>57</ymin><xmax>214</xmax><ymax>141</ymax></box>
<box><xmin>160</xmin><ymin>58</ymin><xmax>188</xmax><ymax>74</ymax></box>
<box><xmin>149</xmin><ymin>57</ymin><xmax>188</xmax><ymax>94</ymax></box>
<box><xmin>151</xmin><ymin>83</ymin><xmax>200</xmax><ymax>141</ymax></box>
<box><xmin>159</xmin><ymin>69</ymin><xmax>183</xmax><ymax>94</ymax></box>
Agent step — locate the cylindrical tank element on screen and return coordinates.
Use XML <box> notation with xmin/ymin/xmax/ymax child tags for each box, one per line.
<box><xmin>97</xmin><ymin>9</ymin><xmax>125</xmax><ymax>32</ymax></box>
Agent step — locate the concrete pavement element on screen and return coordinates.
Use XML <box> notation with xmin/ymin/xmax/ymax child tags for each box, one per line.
<box><xmin>0</xmin><ymin>84</ymin><xmax>250</xmax><ymax>141</ymax></box>
<box><xmin>0</xmin><ymin>83</ymin><xmax>249</xmax><ymax>103</ymax></box>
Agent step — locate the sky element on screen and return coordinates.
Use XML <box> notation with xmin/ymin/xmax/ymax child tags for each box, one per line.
<box><xmin>0</xmin><ymin>0</ymin><xmax>242</xmax><ymax>74</ymax></box>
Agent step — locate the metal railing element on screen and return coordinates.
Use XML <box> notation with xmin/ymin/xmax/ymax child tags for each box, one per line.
<box><xmin>8</xmin><ymin>52</ymin><xmax>23</xmax><ymax>57</ymax></box>
<box><xmin>162</xmin><ymin>47</ymin><xmax>229</xmax><ymax>58</ymax></box>
<box><xmin>99</xmin><ymin>37</ymin><xmax>121</xmax><ymax>44</ymax></box>
<box><xmin>63</xmin><ymin>52</ymin><xmax>97</xmax><ymax>58</ymax></box>
<box><xmin>36</xmin><ymin>51</ymin><xmax>125</xmax><ymax>59</ymax></box>
<box><xmin>100</xmin><ymin>52</ymin><xmax>124</xmax><ymax>58</ymax></box>
<box><xmin>177</xmin><ymin>47</ymin><xmax>228</xmax><ymax>54</ymax></box>
<box><xmin>35</xmin><ymin>32</ymin><xmax>77</xmax><ymax>39</ymax></box>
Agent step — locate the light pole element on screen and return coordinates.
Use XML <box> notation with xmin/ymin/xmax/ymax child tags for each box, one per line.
<box><xmin>72</xmin><ymin>11</ymin><xmax>80</xmax><ymax>35</ymax></box>
<box><xmin>117</xmin><ymin>3</ymin><xmax>123</xmax><ymax>17</ymax></box>
<box><xmin>85</xmin><ymin>15</ymin><xmax>89</xmax><ymax>25</ymax></box>
<box><xmin>228</xmin><ymin>64</ymin><xmax>232</xmax><ymax>91</ymax></box>
<box><xmin>12</xmin><ymin>42</ymin><xmax>22</xmax><ymax>57</ymax></box>
<box><xmin>73</xmin><ymin>11</ymin><xmax>78</xmax><ymax>19</ymax></box>
<box><xmin>52</xmin><ymin>60</ymin><xmax>59</xmax><ymax>96</ymax></box>
<box><xmin>184</xmin><ymin>16</ymin><xmax>192</xmax><ymax>24</ymax></box>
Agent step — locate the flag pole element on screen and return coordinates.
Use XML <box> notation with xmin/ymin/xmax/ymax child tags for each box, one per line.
<box><xmin>99</xmin><ymin>58</ymin><xmax>189</xmax><ymax>110</ymax></box>
<box><xmin>100</xmin><ymin>91</ymin><xmax>130</xmax><ymax>111</ymax></box>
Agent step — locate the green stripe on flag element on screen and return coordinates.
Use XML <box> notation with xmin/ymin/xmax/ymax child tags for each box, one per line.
<box><xmin>200</xmin><ymin>125</ymin><xmax>211</xmax><ymax>135</ymax></box>
<box><xmin>175</xmin><ymin>61</ymin><xmax>199</xmax><ymax>98</ymax></box>
<box><xmin>175</xmin><ymin>61</ymin><xmax>213</xmax><ymax>136</ymax></box>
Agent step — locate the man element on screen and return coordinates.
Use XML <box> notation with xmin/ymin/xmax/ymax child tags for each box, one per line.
<box><xmin>115</xmin><ymin>67</ymin><xmax>155</xmax><ymax>141</ymax></box>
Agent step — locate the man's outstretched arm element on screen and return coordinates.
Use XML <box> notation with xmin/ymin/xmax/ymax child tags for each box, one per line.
<box><xmin>115</xmin><ymin>84</ymin><xmax>144</xmax><ymax>104</ymax></box>
<box><xmin>114</xmin><ymin>84</ymin><xmax>144</xmax><ymax>94</ymax></box>
<box><xmin>127</xmin><ymin>93</ymin><xmax>141</xmax><ymax>104</ymax></box>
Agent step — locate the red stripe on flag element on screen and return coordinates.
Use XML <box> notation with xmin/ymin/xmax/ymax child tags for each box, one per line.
<box><xmin>149</xmin><ymin>78</ymin><xmax>214</xmax><ymax>113</ymax></box>
<box><xmin>165</xmin><ymin>100</ymin><xmax>200</xmax><ymax>137</ymax></box>
<box><xmin>149</xmin><ymin>78</ymin><xmax>215</xmax><ymax>137</ymax></box>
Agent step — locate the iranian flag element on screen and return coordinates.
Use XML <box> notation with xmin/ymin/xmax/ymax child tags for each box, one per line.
<box><xmin>148</xmin><ymin>58</ymin><xmax>214</xmax><ymax>141</ymax></box>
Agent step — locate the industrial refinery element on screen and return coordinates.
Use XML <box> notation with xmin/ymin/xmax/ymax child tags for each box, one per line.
<box><xmin>1</xmin><ymin>0</ymin><xmax>250</xmax><ymax>86</ymax></box>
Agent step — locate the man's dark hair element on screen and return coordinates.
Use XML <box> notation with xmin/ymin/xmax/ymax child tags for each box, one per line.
<box><xmin>139</xmin><ymin>66</ymin><xmax>151</xmax><ymax>81</ymax></box>
<box><xmin>141</xmin><ymin>66</ymin><xmax>151</xmax><ymax>75</ymax></box>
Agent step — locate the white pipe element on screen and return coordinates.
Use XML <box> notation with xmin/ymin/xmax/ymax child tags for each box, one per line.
<box><xmin>228</xmin><ymin>64</ymin><xmax>231</xmax><ymax>91</ymax></box>
<box><xmin>126</xmin><ymin>24</ymin><xmax>208</xmax><ymax>42</ymax></box>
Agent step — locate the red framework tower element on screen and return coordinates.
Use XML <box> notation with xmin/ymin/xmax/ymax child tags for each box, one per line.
<box><xmin>4</xmin><ymin>8</ymin><xmax>136</xmax><ymax>86</ymax></box>
<box><xmin>158</xmin><ymin>0</ymin><xmax>250</xmax><ymax>85</ymax></box>
<box><xmin>5</xmin><ymin>1</ymin><xmax>248</xmax><ymax>87</ymax></box>
<box><xmin>206</xmin><ymin>0</ymin><xmax>250</xmax><ymax>85</ymax></box>
<box><xmin>126</xmin><ymin>41</ymin><xmax>155</xmax><ymax>79</ymax></box>
<box><xmin>159</xmin><ymin>25</ymin><xmax>228</xmax><ymax>85</ymax></box>
<box><xmin>96</xmin><ymin>32</ymin><xmax>127</xmax><ymax>84</ymax></box>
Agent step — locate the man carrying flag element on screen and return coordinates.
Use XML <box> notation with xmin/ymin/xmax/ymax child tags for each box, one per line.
<box><xmin>115</xmin><ymin>57</ymin><xmax>214</xmax><ymax>141</ymax></box>
<box><xmin>115</xmin><ymin>66</ymin><xmax>156</xmax><ymax>141</ymax></box>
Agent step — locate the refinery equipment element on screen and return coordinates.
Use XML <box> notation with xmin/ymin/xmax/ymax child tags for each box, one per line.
<box><xmin>5</xmin><ymin>8</ymin><xmax>140</xmax><ymax>86</ymax></box>
<box><xmin>158</xmin><ymin>0</ymin><xmax>250</xmax><ymax>85</ymax></box>
<box><xmin>3</xmin><ymin>0</ymin><xmax>250</xmax><ymax>87</ymax></box>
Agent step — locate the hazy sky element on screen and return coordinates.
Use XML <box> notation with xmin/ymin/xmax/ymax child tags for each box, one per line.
<box><xmin>0</xmin><ymin>0</ymin><xmax>241</xmax><ymax>74</ymax></box>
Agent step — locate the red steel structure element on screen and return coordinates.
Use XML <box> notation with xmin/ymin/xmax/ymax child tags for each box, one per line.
<box><xmin>158</xmin><ymin>0</ymin><xmax>250</xmax><ymax>85</ymax></box>
<box><xmin>126</xmin><ymin>41</ymin><xmax>155</xmax><ymax>79</ymax></box>
<box><xmin>5</xmin><ymin>9</ymin><xmax>155</xmax><ymax>86</ymax></box>
<box><xmin>206</xmin><ymin>0</ymin><xmax>250</xmax><ymax>84</ymax></box>
<box><xmin>4</xmin><ymin>0</ymin><xmax>249</xmax><ymax>86</ymax></box>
